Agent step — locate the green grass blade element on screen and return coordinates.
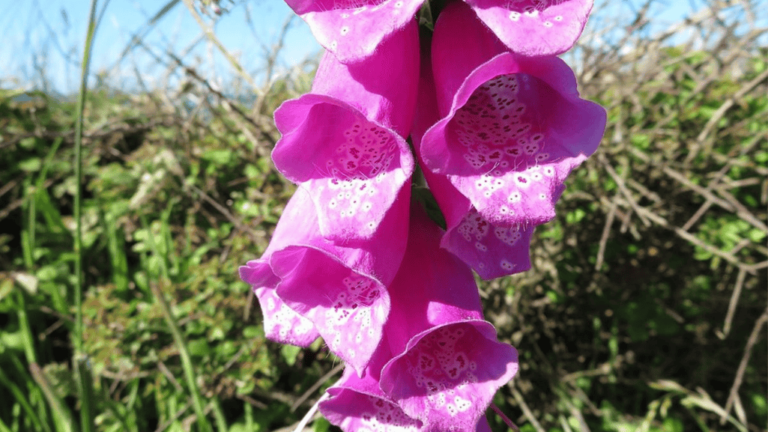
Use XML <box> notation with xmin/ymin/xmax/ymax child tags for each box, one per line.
<box><xmin>29</xmin><ymin>364</ymin><xmax>74</xmax><ymax>432</ymax></box>
<box><xmin>104</xmin><ymin>212</ymin><xmax>129</xmax><ymax>292</ymax></box>
<box><xmin>73</xmin><ymin>0</ymin><xmax>98</xmax><ymax>359</ymax></box>
<box><xmin>7</xmin><ymin>356</ymin><xmax>51</xmax><ymax>432</ymax></box>
<box><xmin>73</xmin><ymin>1</ymin><xmax>100</xmax><ymax>431</ymax></box>
<box><xmin>0</xmin><ymin>417</ymin><xmax>11</xmax><ymax>432</ymax></box>
<box><xmin>25</xmin><ymin>179</ymin><xmax>36</xmax><ymax>271</ymax></box>
<box><xmin>211</xmin><ymin>397</ymin><xmax>227</xmax><ymax>432</ymax></box>
<box><xmin>244</xmin><ymin>402</ymin><xmax>253</xmax><ymax>431</ymax></box>
<box><xmin>36</xmin><ymin>137</ymin><xmax>64</xmax><ymax>188</ymax></box>
<box><xmin>0</xmin><ymin>368</ymin><xmax>47</xmax><ymax>432</ymax></box>
<box><xmin>74</xmin><ymin>359</ymin><xmax>96</xmax><ymax>432</ymax></box>
<box><xmin>14</xmin><ymin>288</ymin><xmax>38</xmax><ymax>365</ymax></box>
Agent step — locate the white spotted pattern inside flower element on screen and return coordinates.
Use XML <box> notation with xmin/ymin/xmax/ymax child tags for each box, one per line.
<box><xmin>324</xmin><ymin>0</ymin><xmax>406</xmax><ymax>49</ymax></box>
<box><xmin>262</xmin><ymin>291</ymin><xmax>314</xmax><ymax>342</ymax></box>
<box><xmin>506</xmin><ymin>0</ymin><xmax>560</xmax><ymax>13</ymax></box>
<box><xmin>403</xmin><ymin>326</ymin><xmax>483</xmax><ymax>426</ymax></box>
<box><xmin>320</xmin><ymin>121</ymin><xmax>399</xmax><ymax>232</ymax></box>
<box><xmin>448</xmin><ymin>73</ymin><xmax>560</xmax><ymax>218</ymax></box>
<box><xmin>324</xmin><ymin>273</ymin><xmax>384</xmax><ymax>361</ymax></box>
<box><xmin>458</xmin><ymin>209</ymin><xmax>523</xmax><ymax>264</ymax></box>
<box><xmin>356</xmin><ymin>396</ymin><xmax>421</xmax><ymax>432</ymax></box>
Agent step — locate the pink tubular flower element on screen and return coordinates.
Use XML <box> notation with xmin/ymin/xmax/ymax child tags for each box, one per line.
<box><xmin>376</xmin><ymin>206</ymin><xmax>518</xmax><ymax>431</ymax></box>
<box><xmin>321</xmin><ymin>355</ymin><xmax>494</xmax><ymax>432</ymax></box>
<box><xmin>413</xmin><ymin>34</ymin><xmax>533</xmax><ymax>279</ymax></box>
<box><xmin>421</xmin><ymin>1</ymin><xmax>606</xmax><ymax>233</ymax></box>
<box><xmin>272</xmin><ymin>20</ymin><xmax>418</xmax><ymax>242</ymax></box>
<box><xmin>319</xmin><ymin>278</ymin><xmax>502</xmax><ymax>432</ymax></box>
<box><xmin>285</xmin><ymin>0</ymin><xmax>591</xmax><ymax>62</ymax></box>
<box><xmin>320</xmin><ymin>335</ymin><xmax>425</xmax><ymax>432</ymax></box>
<box><xmin>239</xmin><ymin>186</ymin><xmax>410</xmax><ymax>374</ymax></box>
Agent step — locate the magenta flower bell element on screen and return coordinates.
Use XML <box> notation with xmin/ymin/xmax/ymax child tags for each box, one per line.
<box><xmin>322</xmin><ymin>356</ymin><xmax>494</xmax><ymax>432</ymax></box>
<box><xmin>413</xmin><ymin>40</ymin><xmax>534</xmax><ymax>279</ymax></box>
<box><xmin>272</xmin><ymin>20</ymin><xmax>418</xmax><ymax>242</ymax></box>
<box><xmin>239</xmin><ymin>186</ymin><xmax>410</xmax><ymax>374</ymax></box>
<box><xmin>285</xmin><ymin>0</ymin><xmax>592</xmax><ymax>62</ymax></box>
<box><xmin>421</xmin><ymin>1</ymin><xmax>606</xmax><ymax>231</ymax></box>
<box><xmin>320</xmin><ymin>335</ymin><xmax>425</xmax><ymax>432</ymax></box>
<box><xmin>376</xmin><ymin>206</ymin><xmax>518</xmax><ymax>431</ymax></box>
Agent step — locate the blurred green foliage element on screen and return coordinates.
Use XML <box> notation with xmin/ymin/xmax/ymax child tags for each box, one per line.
<box><xmin>1</xmin><ymin>9</ymin><xmax>767</xmax><ymax>432</ymax></box>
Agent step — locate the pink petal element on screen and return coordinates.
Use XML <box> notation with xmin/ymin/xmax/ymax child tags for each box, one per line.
<box><xmin>320</xmin><ymin>338</ymin><xmax>424</xmax><ymax>432</ymax></box>
<box><xmin>273</xmin><ymin>96</ymin><xmax>413</xmax><ymax>242</ymax></box>
<box><xmin>443</xmin><ymin>208</ymin><xmax>533</xmax><ymax>279</ymax></box>
<box><xmin>465</xmin><ymin>0</ymin><xmax>594</xmax><ymax>56</ymax></box>
<box><xmin>412</xmin><ymin>40</ymin><xmax>533</xmax><ymax>279</ymax></box>
<box><xmin>322</xmin><ymin>385</ymin><xmax>423</xmax><ymax>432</ymax></box>
<box><xmin>309</xmin><ymin>19</ymin><xmax>419</xmax><ymax>136</ymax></box>
<box><xmin>321</xmin><ymin>377</ymin><xmax>493</xmax><ymax>432</ymax></box>
<box><xmin>286</xmin><ymin>0</ymin><xmax>424</xmax><ymax>63</ymax></box>
<box><xmin>381</xmin><ymin>206</ymin><xmax>484</xmax><ymax>352</ymax></box>
<box><xmin>382</xmin><ymin>321</ymin><xmax>518</xmax><ymax>432</ymax></box>
<box><xmin>377</xmin><ymin>207</ymin><xmax>518</xmax><ymax>430</ymax></box>
<box><xmin>272</xmin><ymin>21</ymin><xmax>418</xmax><ymax>242</ymax></box>
<box><xmin>239</xmin><ymin>261</ymin><xmax>319</xmax><ymax>347</ymax></box>
<box><xmin>320</xmin><ymin>336</ymin><xmax>498</xmax><ymax>432</ymax></box>
<box><xmin>241</xmin><ymin>186</ymin><xmax>409</xmax><ymax>374</ymax></box>
<box><xmin>423</xmin><ymin>3</ymin><xmax>606</xmax><ymax>229</ymax></box>
<box><xmin>273</xmin><ymin>246</ymin><xmax>391</xmax><ymax>375</ymax></box>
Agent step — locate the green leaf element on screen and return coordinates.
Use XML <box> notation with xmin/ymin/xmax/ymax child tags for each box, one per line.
<box><xmin>188</xmin><ymin>338</ymin><xmax>211</xmax><ymax>357</ymax></box>
<box><xmin>280</xmin><ymin>345</ymin><xmax>301</xmax><ymax>367</ymax></box>
<box><xmin>19</xmin><ymin>158</ymin><xmax>42</xmax><ymax>172</ymax></box>
<box><xmin>202</xmin><ymin>150</ymin><xmax>233</xmax><ymax>165</ymax></box>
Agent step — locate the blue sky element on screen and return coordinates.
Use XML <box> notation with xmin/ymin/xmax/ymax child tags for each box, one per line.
<box><xmin>0</xmin><ymin>0</ymin><xmax>721</xmax><ymax>94</ymax></box>
<box><xmin>1</xmin><ymin>0</ymin><xmax>318</xmax><ymax>94</ymax></box>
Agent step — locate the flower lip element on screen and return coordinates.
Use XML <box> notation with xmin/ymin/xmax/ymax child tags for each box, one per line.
<box><xmin>424</xmin><ymin>52</ymin><xmax>587</xmax><ymax>172</ymax></box>
<box><xmin>273</xmin><ymin>94</ymin><xmax>414</xmax><ymax>184</ymax></box>
<box><xmin>422</xmin><ymin>53</ymin><xmax>606</xmax><ymax>228</ymax></box>
<box><xmin>239</xmin><ymin>260</ymin><xmax>320</xmax><ymax>347</ymax></box>
<box><xmin>271</xmin><ymin>246</ymin><xmax>390</xmax><ymax>376</ymax></box>
<box><xmin>380</xmin><ymin>320</ymin><xmax>518</xmax><ymax>432</ymax></box>
<box><xmin>464</xmin><ymin>0</ymin><xmax>594</xmax><ymax>57</ymax></box>
<box><xmin>239</xmin><ymin>186</ymin><xmax>409</xmax><ymax>373</ymax></box>
<box><xmin>286</xmin><ymin>0</ymin><xmax>424</xmax><ymax>63</ymax></box>
<box><xmin>320</xmin><ymin>332</ymin><xmax>425</xmax><ymax>432</ymax></box>
<box><xmin>440</xmin><ymin>208</ymin><xmax>533</xmax><ymax>280</ymax></box>
<box><xmin>321</xmin><ymin>383</ymin><xmax>423</xmax><ymax>432</ymax></box>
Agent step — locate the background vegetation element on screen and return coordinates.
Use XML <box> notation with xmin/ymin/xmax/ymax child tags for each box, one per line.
<box><xmin>1</xmin><ymin>0</ymin><xmax>766</xmax><ymax>431</ymax></box>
